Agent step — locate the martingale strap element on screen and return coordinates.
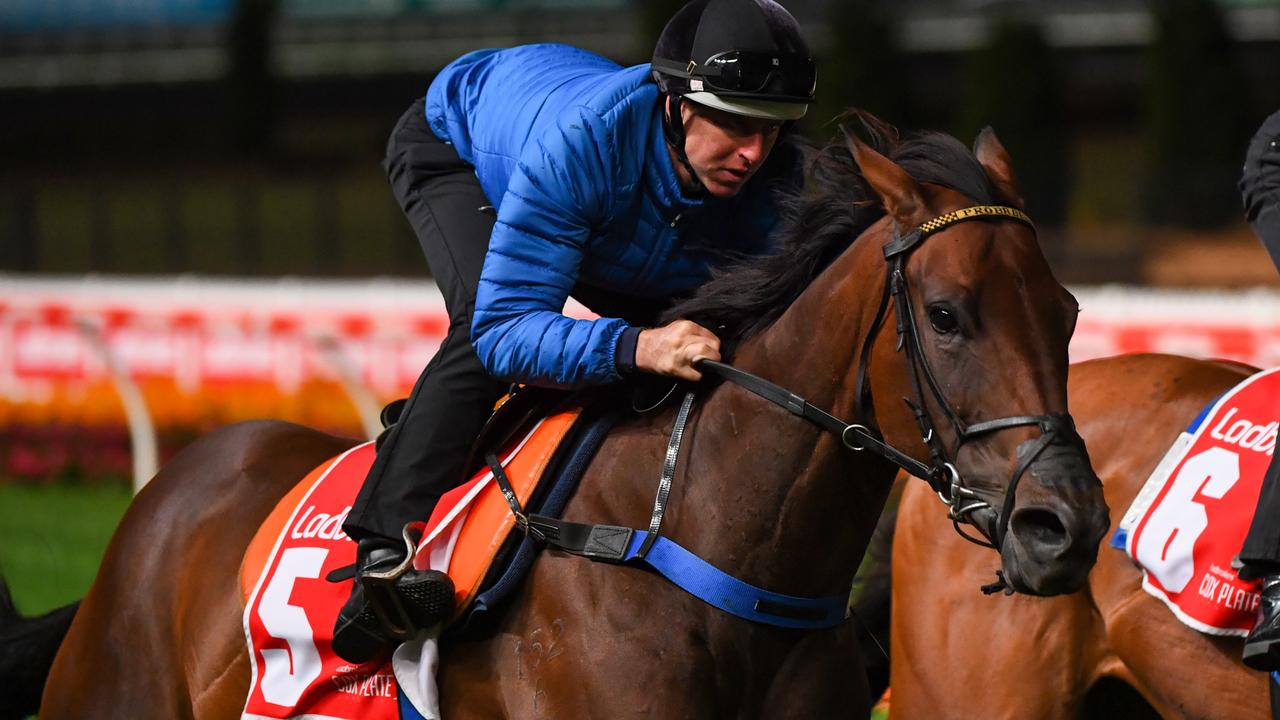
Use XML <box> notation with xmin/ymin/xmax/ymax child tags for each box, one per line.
<box><xmin>637</xmin><ymin>392</ymin><xmax>696</xmax><ymax>558</ymax></box>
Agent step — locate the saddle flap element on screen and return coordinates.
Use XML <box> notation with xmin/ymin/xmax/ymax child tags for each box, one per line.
<box><xmin>461</xmin><ymin>386</ymin><xmax>569</xmax><ymax>482</ymax></box>
<box><xmin>411</xmin><ymin>403</ymin><xmax>584</xmax><ymax>619</ymax></box>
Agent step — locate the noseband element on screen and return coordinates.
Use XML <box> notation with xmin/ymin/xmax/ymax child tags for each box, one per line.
<box><xmin>703</xmin><ymin>204</ymin><xmax>1083</xmax><ymax>561</ymax></box>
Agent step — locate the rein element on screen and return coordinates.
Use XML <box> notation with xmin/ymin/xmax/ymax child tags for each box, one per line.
<box><xmin>491</xmin><ymin>205</ymin><xmax>1083</xmax><ymax>625</ymax></box>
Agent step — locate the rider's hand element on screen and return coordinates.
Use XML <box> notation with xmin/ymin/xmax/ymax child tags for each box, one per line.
<box><xmin>635</xmin><ymin>320</ymin><xmax>721</xmax><ymax>382</ymax></box>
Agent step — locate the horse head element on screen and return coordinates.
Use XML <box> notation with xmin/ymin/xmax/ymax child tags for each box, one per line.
<box><xmin>846</xmin><ymin>121</ymin><xmax>1110</xmax><ymax>596</ymax></box>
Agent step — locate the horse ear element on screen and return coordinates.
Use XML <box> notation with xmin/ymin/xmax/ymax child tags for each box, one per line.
<box><xmin>843</xmin><ymin>126</ymin><xmax>926</xmax><ymax>227</ymax></box>
<box><xmin>973</xmin><ymin>127</ymin><xmax>1026</xmax><ymax>210</ymax></box>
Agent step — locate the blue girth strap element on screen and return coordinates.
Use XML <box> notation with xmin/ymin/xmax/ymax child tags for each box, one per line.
<box><xmin>502</xmin><ymin>390</ymin><xmax>849</xmax><ymax>631</ymax></box>
<box><xmin>522</xmin><ymin>515</ymin><xmax>848</xmax><ymax>630</ymax></box>
<box><xmin>623</xmin><ymin>531</ymin><xmax>849</xmax><ymax>629</ymax></box>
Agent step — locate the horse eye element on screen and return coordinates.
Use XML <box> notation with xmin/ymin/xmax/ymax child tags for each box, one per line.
<box><xmin>928</xmin><ymin>307</ymin><xmax>959</xmax><ymax>335</ymax></box>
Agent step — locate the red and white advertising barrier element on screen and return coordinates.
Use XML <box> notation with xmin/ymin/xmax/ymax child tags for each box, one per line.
<box><xmin>1070</xmin><ymin>286</ymin><xmax>1280</xmax><ymax>368</ymax></box>
<box><xmin>0</xmin><ymin>276</ymin><xmax>454</xmax><ymax>398</ymax></box>
<box><xmin>4</xmin><ymin>276</ymin><xmax>1280</xmax><ymax>433</ymax></box>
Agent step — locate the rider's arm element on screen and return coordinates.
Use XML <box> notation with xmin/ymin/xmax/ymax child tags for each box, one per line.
<box><xmin>470</xmin><ymin>104</ymin><xmax>631</xmax><ymax>389</ymax></box>
<box><xmin>1243</xmin><ymin>110</ymin><xmax>1280</xmax><ymax>271</ymax></box>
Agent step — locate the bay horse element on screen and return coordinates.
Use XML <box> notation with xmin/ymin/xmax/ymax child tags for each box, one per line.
<box><xmin>5</xmin><ymin>116</ymin><xmax>1109</xmax><ymax>719</ymax></box>
<box><xmin>885</xmin><ymin>353</ymin><xmax>1271</xmax><ymax>719</ymax></box>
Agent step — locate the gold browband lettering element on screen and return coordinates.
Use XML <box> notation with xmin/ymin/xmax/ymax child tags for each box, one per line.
<box><xmin>917</xmin><ymin>205</ymin><xmax>1035</xmax><ymax>236</ymax></box>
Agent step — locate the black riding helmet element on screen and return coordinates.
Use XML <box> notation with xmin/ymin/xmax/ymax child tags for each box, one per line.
<box><xmin>651</xmin><ymin>0</ymin><xmax>815</xmax><ymax>192</ymax></box>
<box><xmin>652</xmin><ymin>0</ymin><xmax>816</xmax><ymax>121</ymax></box>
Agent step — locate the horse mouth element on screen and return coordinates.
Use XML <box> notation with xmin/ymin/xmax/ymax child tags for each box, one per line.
<box><xmin>998</xmin><ymin>502</ymin><xmax>1110</xmax><ymax>596</ymax></box>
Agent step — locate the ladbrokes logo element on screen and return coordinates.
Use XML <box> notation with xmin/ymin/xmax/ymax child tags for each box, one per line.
<box><xmin>291</xmin><ymin>504</ymin><xmax>351</xmax><ymax>542</ymax></box>
<box><xmin>1208</xmin><ymin>407</ymin><xmax>1277</xmax><ymax>456</ymax></box>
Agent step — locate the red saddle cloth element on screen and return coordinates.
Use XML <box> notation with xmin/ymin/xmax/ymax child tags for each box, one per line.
<box><xmin>239</xmin><ymin>407</ymin><xmax>581</xmax><ymax>719</ymax></box>
<box><xmin>1119</xmin><ymin>367</ymin><xmax>1280</xmax><ymax>636</ymax></box>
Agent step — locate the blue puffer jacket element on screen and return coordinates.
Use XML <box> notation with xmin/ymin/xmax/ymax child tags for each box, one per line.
<box><xmin>426</xmin><ymin>43</ymin><xmax>792</xmax><ymax>389</ymax></box>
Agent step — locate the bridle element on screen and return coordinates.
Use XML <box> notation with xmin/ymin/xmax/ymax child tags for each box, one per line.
<box><xmin>703</xmin><ymin>204</ymin><xmax>1084</xmax><ymax>561</ymax></box>
<box><xmin>484</xmin><ymin>203</ymin><xmax>1086</xmax><ymax>616</ymax></box>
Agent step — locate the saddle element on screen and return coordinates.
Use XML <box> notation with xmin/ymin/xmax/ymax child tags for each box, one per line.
<box><xmin>333</xmin><ymin>385</ymin><xmax>576</xmax><ymax>638</ymax></box>
<box><xmin>240</xmin><ymin>367</ymin><xmax>865</xmax><ymax>719</ymax></box>
<box><xmin>239</xmin><ymin>387</ymin><xmax>615</xmax><ymax>719</ymax></box>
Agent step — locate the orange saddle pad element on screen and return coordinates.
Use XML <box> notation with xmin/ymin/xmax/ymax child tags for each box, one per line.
<box><xmin>238</xmin><ymin>406</ymin><xmax>581</xmax><ymax>719</ymax></box>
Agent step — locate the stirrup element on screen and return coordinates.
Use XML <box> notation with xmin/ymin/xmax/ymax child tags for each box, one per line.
<box><xmin>361</xmin><ymin>522</ymin><xmax>425</xmax><ymax>640</ymax></box>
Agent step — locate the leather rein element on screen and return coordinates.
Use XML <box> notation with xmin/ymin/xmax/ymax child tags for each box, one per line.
<box><xmin>701</xmin><ymin>204</ymin><xmax>1081</xmax><ymax>564</ymax></box>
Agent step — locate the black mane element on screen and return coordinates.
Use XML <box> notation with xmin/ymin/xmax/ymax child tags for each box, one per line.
<box><xmin>662</xmin><ymin>114</ymin><xmax>1000</xmax><ymax>356</ymax></box>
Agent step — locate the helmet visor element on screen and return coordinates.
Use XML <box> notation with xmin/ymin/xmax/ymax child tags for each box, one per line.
<box><xmin>698</xmin><ymin>50</ymin><xmax>816</xmax><ymax>101</ymax></box>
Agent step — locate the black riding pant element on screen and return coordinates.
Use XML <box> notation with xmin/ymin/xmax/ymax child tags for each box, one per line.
<box><xmin>1238</xmin><ymin>110</ymin><xmax>1280</xmax><ymax>570</ymax></box>
<box><xmin>343</xmin><ymin>98</ymin><xmax>662</xmax><ymax>544</ymax></box>
<box><xmin>1228</xmin><ymin>110</ymin><xmax>1280</xmax><ymax>571</ymax></box>
<box><xmin>343</xmin><ymin>98</ymin><xmax>506</xmax><ymax>543</ymax></box>
<box><xmin>1241</xmin><ymin>455</ymin><xmax>1280</xmax><ymax>569</ymax></box>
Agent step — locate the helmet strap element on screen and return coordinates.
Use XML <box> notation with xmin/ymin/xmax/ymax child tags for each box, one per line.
<box><xmin>661</xmin><ymin>94</ymin><xmax>705</xmax><ymax>197</ymax></box>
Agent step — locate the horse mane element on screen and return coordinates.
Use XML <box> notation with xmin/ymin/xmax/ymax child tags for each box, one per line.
<box><xmin>662</xmin><ymin>111</ymin><xmax>1000</xmax><ymax>355</ymax></box>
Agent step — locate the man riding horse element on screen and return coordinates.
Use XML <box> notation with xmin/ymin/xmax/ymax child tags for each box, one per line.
<box><xmin>333</xmin><ymin>0</ymin><xmax>820</xmax><ymax>662</ymax></box>
<box><xmin>1236</xmin><ymin>108</ymin><xmax>1280</xmax><ymax>671</ymax></box>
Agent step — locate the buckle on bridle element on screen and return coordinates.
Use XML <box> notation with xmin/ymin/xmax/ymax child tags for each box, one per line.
<box><xmin>932</xmin><ymin>462</ymin><xmax>960</xmax><ymax>505</ymax></box>
<box><xmin>935</xmin><ymin>462</ymin><xmax>990</xmax><ymax>517</ymax></box>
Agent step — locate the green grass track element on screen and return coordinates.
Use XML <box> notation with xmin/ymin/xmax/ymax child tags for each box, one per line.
<box><xmin>0</xmin><ymin>482</ymin><xmax>132</xmax><ymax>615</ymax></box>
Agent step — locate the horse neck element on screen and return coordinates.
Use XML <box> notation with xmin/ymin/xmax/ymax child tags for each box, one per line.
<box><xmin>670</xmin><ymin>228</ymin><xmax>897</xmax><ymax>598</ymax></box>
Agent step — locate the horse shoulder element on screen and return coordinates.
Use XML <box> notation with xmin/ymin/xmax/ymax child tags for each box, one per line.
<box><xmin>891</xmin><ymin>481</ymin><xmax>1101</xmax><ymax>719</ymax></box>
<box><xmin>440</xmin><ymin>414</ymin><xmax>701</xmax><ymax>717</ymax></box>
<box><xmin>1092</xmin><ymin>569</ymin><xmax>1269</xmax><ymax>719</ymax></box>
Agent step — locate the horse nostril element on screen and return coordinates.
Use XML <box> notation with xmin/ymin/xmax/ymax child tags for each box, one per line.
<box><xmin>1011</xmin><ymin>508</ymin><xmax>1069</xmax><ymax>551</ymax></box>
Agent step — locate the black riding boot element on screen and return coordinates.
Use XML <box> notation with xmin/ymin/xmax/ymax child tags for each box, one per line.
<box><xmin>1244</xmin><ymin>575</ymin><xmax>1280</xmax><ymax>671</ymax></box>
<box><xmin>331</xmin><ymin>536</ymin><xmax>456</xmax><ymax>664</ymax></box>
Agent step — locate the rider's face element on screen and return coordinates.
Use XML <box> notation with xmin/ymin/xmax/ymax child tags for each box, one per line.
<box><xmin>675</xmin><ymin>100</ymin><xmax>782</xmax><ymax>198</ymax></box>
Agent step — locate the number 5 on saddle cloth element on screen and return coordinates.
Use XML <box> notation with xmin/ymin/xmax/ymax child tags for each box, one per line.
<box><xmin>240</xmin><ymin>385</ymin><xmax>616</xmax><ymax>719</ymax></box>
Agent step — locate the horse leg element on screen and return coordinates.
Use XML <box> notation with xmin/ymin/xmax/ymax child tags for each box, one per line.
<box><xmin>41</xmin><ymin>421</ymin><xmax>351</xmax><ymax>719</ymax></box>
<box><xmin>1093</xmin><ymin>561</ymin><xmax>1270</xmax><ymax>719</ymax></box>
<box><xmin>761</xmin><ymin>620</ymin><xmax>870</xmax><ymax>718</ymax></box>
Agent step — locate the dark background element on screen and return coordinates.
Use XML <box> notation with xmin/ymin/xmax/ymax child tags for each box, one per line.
<box><xmin>2</xmin><ymin>0</ymin><xmax>1278</xmax><ymax>284</ymax></box>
